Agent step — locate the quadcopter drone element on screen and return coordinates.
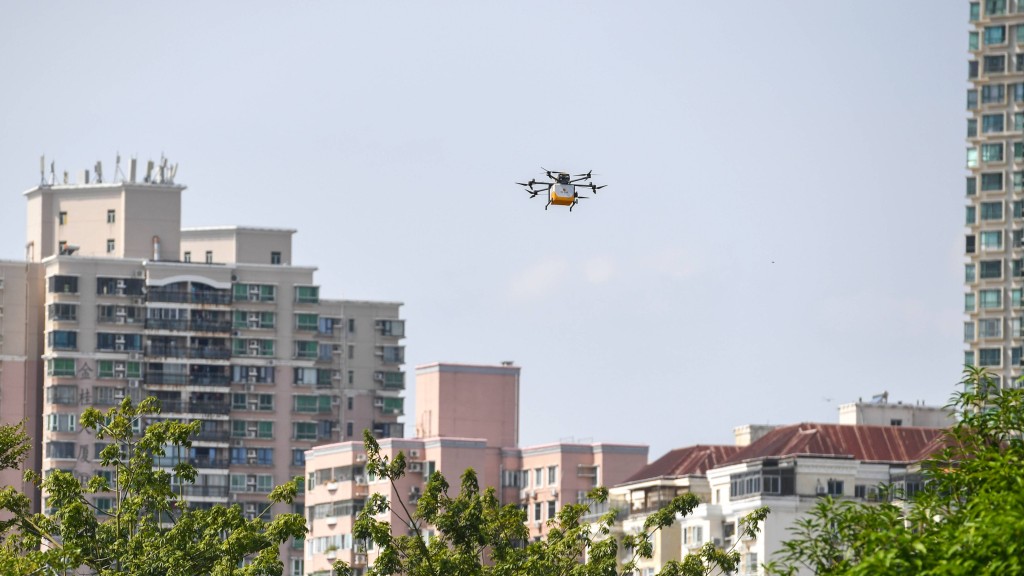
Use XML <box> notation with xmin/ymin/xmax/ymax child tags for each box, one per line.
<box><xmin>516</xmin><ymin>168</ymin><xmax>606</xmax><ymax>211</ymax></box>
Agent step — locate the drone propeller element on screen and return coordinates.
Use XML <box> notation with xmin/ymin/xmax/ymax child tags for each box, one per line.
<box><xmin>574</xmin><ymin>170</ymin><xmax>592</xmax><ymax>179</ymax></box>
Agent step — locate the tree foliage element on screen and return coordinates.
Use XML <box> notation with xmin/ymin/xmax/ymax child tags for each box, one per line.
<box><xmin>337</xmin><ymin>430</ymin><xmax>769</xmax><ymax>576</ymax></box>
<box><xmin>765</xmin><ymin>366</ymin><xmax>1024</xmax><ymax>576</ymax></box>
<box><xmin>0</xmin><ymin>397</ymin><xmax>306</xmax><ymax>575</ymax></box>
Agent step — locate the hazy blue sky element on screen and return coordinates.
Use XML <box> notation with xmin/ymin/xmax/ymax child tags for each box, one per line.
<box><xmin>0</xmin><ymin>2</ymin><xmax>966</xmax><ymax>458</ymax></box>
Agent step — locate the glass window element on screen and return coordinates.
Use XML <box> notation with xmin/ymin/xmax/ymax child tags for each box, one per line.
<box><xmin>965</xmin><ymin>321</ymin><xmax>976</xmax><ymax>342</ymax></box>
<box><xmin>970</xmin><ymin>60</ymin><xmax>980</xmax><ymax>80</ymax></box>
<box><xmin>295</xmin><ymin>286</ymin><xmax>320</xmax><ymax>304</ymax></box>
<box><xmin>965</xmin><ymin>350</ymin><xmax>976</xmax><ymax>367</ymax></box>
<box><xmin>981</xmin><ymin>259</ymin><xmax>1003</xmax><ymax>278</ymax></box>
<box><xmin>982</xmin><ymin>231</ymin><xmax>1004</xmax><ymax>250</ymax></box>
<box><xmin>968</xmin><ymin>117</ymin><xmax>978</xmax><ymax>137</ymax></box>
<box><xmin>1018</xmin><ymin>24</ymin><xmax>1024</xmax><ymax>43</ymax></box>
<box><xmin>967</xmin><ymin>176</ymin><xmax>978</xmax><ymax>196</ymax></box>
<box><xmin>1016</xmin><ymin>172</ymin><xmax>1024</xmax><ymax>191</ymax></box>
<box><xmin>982</xmin><ymin>143</ymin><xmax>1005</xmax><ymax>162</ymax></box>
<box><xmin>968</xmin><ymin>89</ymin><xmax>979</xmax><ymax>110</ymax></box>
<box><xmin>1015</xmin><ymin>113</ymin><xmax>1024</xmax><ymax>131</ymax></box>
<box><xmin>980</xmin><ymin>289</ymin><xmax>1003</xmax><ymax>309</ymax></box>
<box><xmin>968</xmin><ymin>234</ymin><xmax>977</xmax><ymax>254</ymax></box>
<box><xmin>47</xmin><ymin>358</ymin><xmax>76</xmax><ymax>377</ymax></box>
<box><xmin>271</xmin><ymin>251</ymin><xmax>281</xmax><ymax>265</ymax></box>
<box><xmin>47</xmin><ymin>330</ymin><xmax>78</xmax><ymax>350</ymax></box>
<box><xmin>968</xmin><ymin>148</ymin><xmax>978</xmax><ymax>168</ymax></box>
<box><xmin>980</xmin><ymin>318</ymin><xmax>1002</xmax><ymax>338</ymax></box>
<box><xmin>985</xmin><ymin>25</ymin><xmax>1007</xmax><ymax>45</ymax></box>
<box><xmin>1014</xmin><ymin>288</ymin><xmax>1023</xmax><ymax>308</ymax></box>
<box><xmin>979</xmin><ymin>348</ymin><xmax>1002</xmax><ymax>367</ymax></box>
<box><xmin>966</xmin><ymin>292</ymin><xmax>976</xmax><ymax>312</ymax></box>
<box><xmin>966</xmin><ymin>263</ymin><xmax>976</xmax><ymax>283</ymax></box>
<box><xmin>1013</xmin><ymin>347</ymin><xmax>1022</xmax><ymax>366</ymax></box>
<box><xmin>1016</xmin><ymin>142</ymin><xmax>1024</xmax><ymax>161</ymax></box>
<box><xmin>970</xmin><ymin>31</ymin><xmax>980</xmax><ymax>50</ymax></box>
<box><xmin>967</xmin><ymin>206</ymin><xmax>978</xmax><ymax>224</ymax></box>
<box><xmin>981</xmin><ymin>201</ymin><xmax>1004</xmax><ymax>220</ymax></box>
<box><xmin>982</xmin><ymin>84</ymin><xmax>1005</xmax><ymax>103</ymax></box>
<box><xmin>971</xmin><ymin>2</ymin><xmax>980</xmax><ymax>21</ymax></box>
<box><xmin>296</xmin><ymin>314</ymin><xmax>319</xmax><ymax>331</ymax></box>
<box><xmin>986</xmin><ymin>0</ymin><xmax>1007</xmax><ymax>16</ymax></box>
<box><xmin>983</xmin><ymin>114</ymin><xmax>1005</xmax><ymax>133</ymax></box>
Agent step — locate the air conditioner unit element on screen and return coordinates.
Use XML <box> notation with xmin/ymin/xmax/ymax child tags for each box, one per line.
<box><xmin>115</xmin><ymin>335</ymin><xmax>126</xmax><ymax>344</ymax></box>
<box><xmin>356</xmin><ymin>454</ymin><xmax>366</xmax><ymax>463</ymax></box>
<box><xmin>134</xmin><ymin>270</ymin><xmax>145</xmax><ymax>278</ymax></box>
<box><xmin>247</xmin><ymin>429</ymin><xmax>257</xmax><ymax>438</ymax></box>
<box><xmin>373</xmin><ymin>372</ymin><xmax>385</xmax><ymax>382</ymax></box>
<box><xmin>128</xmin><ymin>380</ymin><xmax>140</xmax><ymax>388</ymax></box>
<box><xmin>816</xmin><ymin>485</ymin><xmax>828</xmax><ymax>495</ymax></box>
<box><xmin>550</xmin><ymin>488</ymin><xmax>558</xmax><ymax>497</ymax></box>
<box><xmin>114</xmin><ymin>343</ymin><xmax>125</xmax><ymax>351</ymax></box>
<box><xmin>408</xmin><ymin>462</ymin><xmax>423</xmax><ymax>473</ymax></box>
<box><xmin>129</xmin><ymin>352</ymin><xmax>142</xmax><ymax>360</ymax></box>
<box><xmin>534</xmin><ymin>521</ymin><xmax>542</xmax><ymax>529</ymax></box>
<box><xmin>115</xmin><ymin>317</ymin><xmax>125</xmax><ymax>324</ymax></box>
<box><xmin>232</xmin><ymin>440</ymin><xmax>245</xmax><ymax>447</ymax></box>
<box><xmin>331</xmin><ymin>396</ymin><xmax>341</xmax><ymax>405</ymax></box>
<box><xmin>354</xmin><ymin>475</ymin><xmax>365</xmax><ymax>484</ymax></box>
<box><xmin>245</xmin><ymin>384</ymin><xmax>255</xmax><ymax>392</ymax></box>
<box><xmin>373</xmin><ymin>398</ymin><xmax>385</xmax><ymax>407</ymax></box>
<box><xmin>408</xmin><ymin>449</ymin><xmax>420</xmax><ymax>459</ymax></box>
<box><xmin>116</xmin><ymin>280</ymin><xmax>126</xmax><ymax>289</ymax></box>
<box><xmin>116</xmin><ymin>307</ymin><xmax>127</xmax><ymax>316</ymax></box>
<box><xmin>113</xmin><ymin>389</ymin><xmax>125</xmax><ymax>399</ymax></box>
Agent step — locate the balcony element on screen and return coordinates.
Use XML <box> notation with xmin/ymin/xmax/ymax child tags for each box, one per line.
<box><xmin>146</xmin><ymin>372</ymin><xmax>189</xmax><ymax>385</ymax></box>
<box><xmin>193</xmin><ymin>428</ymin><xmax>230</xmax><ymax>442</ymax></box>
<box><xmin>158</xmin><ymin>400</ymin><xmax>231</xmax><ymax>415</ymax></box>
<box><xmin>146</xmin><ymin>344</ymin><xmax>231</xmax><ymax>360</ymax></box>
<box><xmin>147</xmin><ymin>290</ymin><xmax>232</xmax><ymax>305</ymax></box>
<box><xmin>144</xmin><ymin>319</ymin><xmax>233</xmax><ymax>333</ymax></box>
<box><xmin>190</xmin><ymin>374</ymin><xmax>231</xmax><ymax>386</ymax></box>
<box><xmin>175</xmin><ymin>485</ymin><xmax>229</xmax><ymax>498</ymax></box>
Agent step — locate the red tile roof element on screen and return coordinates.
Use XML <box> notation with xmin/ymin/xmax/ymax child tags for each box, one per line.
<box><xmin>723</xmin><ymin>423</ymin><xmax>947</xmax><ymax>465</ymax></box>
<box><xmin>622</xmin><ymin>445</ymin><xmax>743</xmax><ymax>484</ymax></box>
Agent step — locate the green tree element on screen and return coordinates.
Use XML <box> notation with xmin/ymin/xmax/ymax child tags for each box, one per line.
<box><xmin>0</xmin><ymin>397</ymin><xmax>306</xmax><ymax>575</ymax></box>
<box><xmin>338</xmin><ymin>430</ymin><xmax>769</xmax><ymax>576</ymax></box>
<box><xmin>766</xmin><ymin>366</ymin><xmax>1024</xmax><ymax>576</ymax></box>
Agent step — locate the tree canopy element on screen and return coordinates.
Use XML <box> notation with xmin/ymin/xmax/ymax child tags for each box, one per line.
<box><xmin>338</xmin><ymin>430</ymin><xmax>769</xmax><ymax>576</ymax></box>
<box><xmin>0</xmin><ymin>397</ymin><xmax>305</xmax><ymax>575</ymax></box>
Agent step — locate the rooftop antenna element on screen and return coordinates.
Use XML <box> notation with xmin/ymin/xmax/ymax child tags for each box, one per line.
<box><xmin>49</xmin><ymin>160</ymin><xmax>55</xmax><ymax>185</ymax></box>
<box><xmin>39</xmin><ymin>155</ymin><xmax>45</xmax><ymax>185</ymax></box>
<box><xmin>94</xmin><ymin>161</ymin><xmax>103</xmax><ymax>183</ymax></box>
<box><xmin>114</xmin><ymin>153</ymin><xmax>126</xmax><ymax>183</ymax></box>
<box><xmin>144</xmin><ymin>159</ymin><xmax>153</xmax><ymax>183</ymax></box>
<box><xmin>168</xmin><ymin>162</ymin><xmax>178</xmax><ymax>184</ymax></box>
<box><xmin>63</xmin><ymin>170</ymin><xmax>69</xmax><ymax>185</ymax></box>
<box><xmin>129</xmin><ymin>157</ymin><xmax>137</xmax><ymax>183</ymax></box>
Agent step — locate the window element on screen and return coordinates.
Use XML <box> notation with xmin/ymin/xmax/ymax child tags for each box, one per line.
<box><xmin>548</xmin><ymin>465</ymin><xmax>557</xmax><ymax>485</ymax></box>
<box><xmin>967</xmin><ymin>206</ymin><xmax>977</xmax><ymax>225</ymax></box>
<box><xmin>295</xmin><ymin>341</ymin><xmax>318</xmax><ymax>359</ymax></box>
<box><xmin>292</xmin><ymin>449</ymin><xmax>306</xmax><ymax>466</ymax></box>
<box><xmin>966</xmin><ymin>263</ymin><xmax>976</xmax><ymax>283</ymax></box>
<box><xmin>969</xmin><ymin>61</ymin><xmax>980</xmax><ymax>81</ymax></box>
<box><xmin>47</xmin><ymin>330</ymin><xmax>78</xmax><ymax>350</ymax></box>
<box><xmin>47</xmin><ymin>358</ymin><xmax>76</xmax><ymax>377</ymax></box>
<box><xmin>46</xmin><ymin>385</ymin><xmax>78</xmax><ymax>404</ymax></box>
<box><xmin>982</xmin><ymin>143</ymin><xmax>1005</xmax><ymax>163</ymax></box>
<box><xmin>966</xmin><ymin>350</ymin><xmax>976</xmax><ymax>367</ymax></box>
<box><xmin>981</xmin><ymin>202</ymin><xmax>1004</xmax><ymax>220</ymax></box>
<box><xmin>377</xmin><ymin>320</ymin><xmax>405</xmax><ymax>337</ymax></box>
<box><xmin>296</xmin><ymin>314</ymin><xmax>319</xmax><ymax>331</ymax></box>
<box><xmin>293</xmin><ymin>395</ymin><xmax>331</xmax><ymax>414</ymax></box>
<box><xmin>205</xmin><ymin>251</ymin><xmax>213</xmax><ymax>264</ymax></box>
<box><xmin>1015</xmin><ymin>229</ymin><xmax>1024</xmax><ymax>247</ymax></box>
<box><xmin>48</xmin><ymin>275</ymin><xmax>79</xmax><ymax>294</ymax></box>
<box><xmin>826</xmin><ymin>479</ymin><xmax>844</xmax><ymax>496</ymax></box>
<box><xmin>968</xmin><ymin>89</ymin><xmax>979</xmax><ymax>110</ymax></box>
<box><xmin>183</xmin><ymin>251</ymin><xmax>191</xmax><ymax>263</ymax></box>
<box><xmin>106</xmin><ymin>209</ymin><xmax>115</xmax><ymax>224</ymax></box>
<box><xmin>967</xmin><ymin>176</ymin><xmax>977</xmax><ymax>196</ymax></box>
<box><xmin>967</xmin><ymin>234</ymin><xmax>977</xmax><ymax>254</ymax></box>
<box><xmin>979</xmin><ymin>348</ymin><xmax>1002</xmax><ymax>367</ymax></box>
<box><xmin>981</xmin><ymin>260</ymin><xmax>1003</xmax><ymax>278</ymax></box>
<box><xmin>966</xmin><ymin>292</ymin><xmax>976</xmax><ymax>312</ymax></box>
<box><xmin>1018</xmin><ymin>23</ymin><xmax>1024</xmax><ymax>43</ymax></box>
<box><xmin>380</xmin><ymin>346</ymin><xmax>404</xmax><ymax>364</ymax></box>
<box><xmin>985</xmin><ymin>25</ymin><xmax>1007</xmax><ymax>45</ymax></box>
<box><xmin>46</xmin><ymin>413</ymin><xmax>77</xmax><ymax>432</ymax></box>
<box><xmin>983</xmin><ymin>114</ymin><xmax>1005</xmax><ymax>133</ymax></box>
<box><xmin>294</xmin><ymin>422</ymin><xmax>318</xmax><ymax>441</ymax></box>
<box><xmin>106</xmin><ymin>239</ymin><xmax>115</xmax><ymax>253</ymax></box>
<box><xmin>967</xmin><ymin>147</ymin><xmax>978</xmax><ymax>168</ymax></box>
<box><xmin>986</xmin><ymin>0</ymin><xmax>1007</xmax><ymax>16</ymax></box>
<box><xmin>1014</xmin><ymin>288</ymin><xmax>1023</xmax><ymax>308</ymax></box>
<box><xmin>1013</xmin><ymin>347</ymin><xmax>1022</xmax><ymax>366</ymax></box>
<box><xmin>970</xmin><ymin>30</ymin><xmax>980</xmax><ymax>50</ymax></box>
<box><xmin>965</xmin><ymin>321</ymin><xmax>976</xmax><ymax>342</ymax></box>
<box><xmin>981</xmin><ymin>230</ymin><xmax>1003</xmax><ymax>250</ymax></box>
<box><xmin>548</xmin><ymin>500</ymin><xmax>556</xmax><ymax>519</ymax></box>
<box><xmin>1014</xmin><ymin>259</ymin><xmax>1024</xmax><ymax>277</ymax></box>
<box><xmin>59</xmin><ymin>211</ymin><xmax>68</xmax><ymax>225</ymax></box>
<box><xmin>97</xmin><ymin>360</ymin><xmax>141</xmax><ymax>379</ymax></box>
<box><xmin>981</xmin><ymin>289</ymin><xmax>1003</xmax><ymax>309</ymax></box>
<box><xmin>535</xmin><ymin>468</ymin><xmax>543</xmax><ymax>487</ymax></box>
<box><xmin>295</xmin><ymin>286</ymin><xmax>320</xmax><ymax>304</ymax></box>
<box><xmin>980</xmin><ymin>318</ymin><xmax>1002</xmax><ymax>338</ymax></box>
<box><xmin>982</xmin><ymin>84</ymin><xmax>1005</xmax><ymax>103</ymax></box>
<box><xmin>271</xmin><ymin>251</ymin><xmax>281</xmax><ymax>265</ymax></box>
<box><xmin>46</xmin><ymin>441</ymin><xmax>76</xmax><ymax>459</ymax></box>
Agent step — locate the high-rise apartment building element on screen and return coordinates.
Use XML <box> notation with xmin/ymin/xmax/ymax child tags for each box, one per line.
<box><xmin>0</xmin><ymin>160</ymin><xmax>405</xmax><ymax>575</ymax></box>
<box><xmin>965</xmin><ymin>1</ymin><xmax>1024</xmax><ymax>385</ymax></box>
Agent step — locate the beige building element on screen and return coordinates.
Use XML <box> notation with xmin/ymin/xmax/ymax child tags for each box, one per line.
<box><xmin>964</xmin><ymin>0</ymin><xmax>1024</xmax><ymax>385</ymax></box>
<box><xmin>1</xmin><ymin>161</ymin><xmax>405</xmax><ymax>576</ymax></box>
<box><xmin>303</xmin><ymin>362</ymin><xmax>649</xmax><ymax>576</ymax></box>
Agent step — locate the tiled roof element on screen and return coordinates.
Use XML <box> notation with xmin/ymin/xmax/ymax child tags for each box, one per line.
<box><xmin>722</xmin><ymin>423</ymin><xmax>947</xmax><ymax>465</ymax></box>
<box><xmin>622</xmin><ymin>445</ymin><xmax>743</xmax><ymax>484</ymax></box>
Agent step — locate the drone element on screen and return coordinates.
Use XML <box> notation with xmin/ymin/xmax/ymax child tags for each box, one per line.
<box><xmin>516</xmin><ymin>168</ymin><xmax>606</xmax><ymax>211</ymax></box>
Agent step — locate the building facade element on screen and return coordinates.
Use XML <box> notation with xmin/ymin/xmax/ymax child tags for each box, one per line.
<box><xmin>1</xmin><ymin>162</ymin><xmax>405</xmax><ymax>576</ymax></box>
<box><xmin>303</xmin><ymin>362</ymin><xmax>649</xmax><ymax>576</ymax></box>
<box><xmin>965</xmin><ymin>0</ymin><xmax>1024</xmax><ymax>386</ymax></box>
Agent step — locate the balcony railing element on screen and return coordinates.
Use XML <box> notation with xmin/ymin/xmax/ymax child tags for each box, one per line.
<box><xmin>146</xmin><ymin>373</ymin><xmax>189</xmax><ymax>385</ymax></box>
<box><xmin>147</xmin><ymin>290</ymin><xmax>232</xmax><ymax>305</ymax></box>
<box><xmin>190</xmin><ymin>374</ymin><xmax>231</xmax><ymax>386</ymax></box>
<box><xmin>144</xmin><ymin>319</ymin><xmax>233</xmax><ymax>333</ymax></box>
<box><xmin>193</xmin><ymin>429</ymin><xmax>230</xmax><ymax>442</ymax></box>
<box><xmin>156</xmin><ymin>455</ymin><xmax>230</xmax><ymax>469</ymax></box>
<box><xmin>146</xmin><ymin>344</ymin><xmax>231</xmax><ymax>360</ymax></box>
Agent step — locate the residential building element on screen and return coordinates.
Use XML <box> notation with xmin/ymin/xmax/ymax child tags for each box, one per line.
<box><xmin>1</xmin><ymin>159</ymin><xmax>405</xmax><ymax>576</ymax></box>
<box><xmin>964</xmin><ymin>0</ymin><xmax>1024</xmax><ymax>386</ymax></box>
<box><xmin>303</xmin><ymin>362</ymin><xmax>649</xmax><ymax>576</ymax></box>
<box><xmin>837</xmin><ymin>397</ymin><xmax>955</xmax><ymax>428</ymax></box>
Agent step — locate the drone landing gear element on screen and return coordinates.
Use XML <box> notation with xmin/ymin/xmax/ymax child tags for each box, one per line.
<box><xmin>544</xmin><ymin>200</ymin><xmax>550</xmax><ymax>210</ymax></box>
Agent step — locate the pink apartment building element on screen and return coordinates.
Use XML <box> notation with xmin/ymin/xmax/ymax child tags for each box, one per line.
<box><xmin>303</xmin><ymin>362</ymin><xmax>649</xmax><ymax>576</ymax></box>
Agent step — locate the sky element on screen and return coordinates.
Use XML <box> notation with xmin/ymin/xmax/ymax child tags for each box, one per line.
<box><xmin>0</xmin><ymin>1</ymin><xmax>967</xmax><ymax>459</ymax></box>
